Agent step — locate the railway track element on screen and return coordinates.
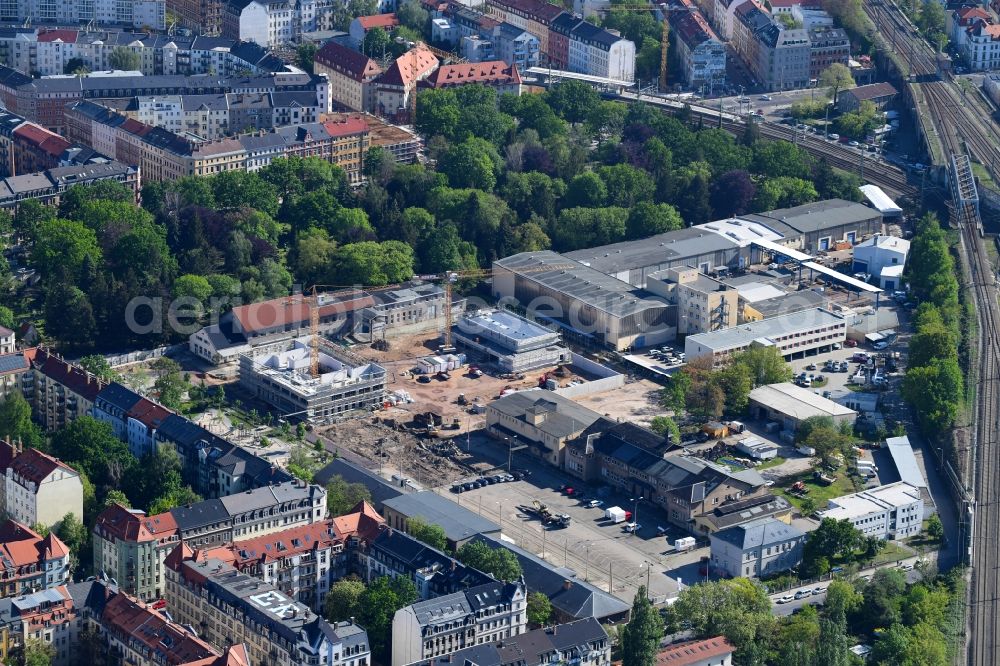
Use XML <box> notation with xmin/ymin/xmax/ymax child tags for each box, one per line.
<box><xmin>865</xmin><ymin>1</ymin><xmax>1000</xmax><ymax>661</ymax></box>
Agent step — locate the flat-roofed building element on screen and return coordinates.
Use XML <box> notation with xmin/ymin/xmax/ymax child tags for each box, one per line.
<box><xmin>493</xmin><ymin>251</ymin><xmax>673</xmax><ymax>351</ymax></box>
<box><xmin>453</xmin><ymin>309</ymin><xmax>570</xmax><ymax>372</ymax></box>
<box><xmin>818</xmin><ymin>481</ymin><xmax>923</xmax><ymax>540</ymax></box>
<box><xmin>684</xmin><ymin>308</ymin><xmax>846</xmax><ymax>366</ymax></box>
<box><xmin>646</xmin><ymin>267</ymin><xmax>738</xmax><ymax>336</ymax></box>
<box><xmin>747</xmin><ymin>382</ymin><xmax>857</xmax><ymax>430</ymax></box>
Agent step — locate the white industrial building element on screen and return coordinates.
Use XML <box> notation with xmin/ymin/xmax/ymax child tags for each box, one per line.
<box><xmin>452</xmin><ymin>309</ymin><xmax>570</xmax><ymax>372</ymax></box>
<box><xmin>858</xmin><ymin>184</ymin><xmax>903</xmax><ymax>219</ymax></box>
<box><xmin>883</xmin><ymin>435</ymin><xmax>933</xmax><ymax>517</ymax></box>
<box><xmin>852</xmin><ymin>234</ymin><xmax>910</xmax><ymax>291</ymax></box>
<box><xmin>748</xmin><ymin>382</ymin><xmax>857</xmax><ymax>432</ymax></box>
<box><xmin>684</xmin><ymin>308</ymin><xmax>847</xmax><ymax>366</ymax></box>
<box><xmin>818</xmin><ymin>481</ymin><xmax>924</xmax><ymax>540</ymax></box>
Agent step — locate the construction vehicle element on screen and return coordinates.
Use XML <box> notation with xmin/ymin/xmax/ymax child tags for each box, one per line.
<box><xmin>457</xmin><ymin>393</ymin><xmax>468</xmax><ymax>406</ymax></box>
<box><xmin>519</xmin><ymin>500</ymin><xmax>571</xmax><ymax>527</ymax></box>
<box><xmin>813</xmin><ymin>470</ymin><xmax>836</xmax><ymax>486</ymax></box>
<box><xmin>789</xmin><ymin>481</ymin><xmax>808</xmax><ymax>496</ymax></box>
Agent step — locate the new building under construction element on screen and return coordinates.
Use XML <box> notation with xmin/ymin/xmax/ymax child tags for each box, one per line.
<box><xmin>452</xmin><ymin>309</ymin><xmax>570</xmax><ymax>372</ymax></box>
<box><xmin>238</xmin><ymin>337</ymin><xmax>387</xmax><ymax>423</ymax></box>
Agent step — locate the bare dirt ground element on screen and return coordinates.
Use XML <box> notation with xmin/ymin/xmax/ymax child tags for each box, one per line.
<box><xmin>315</xmin><ymin>417</ymin><xmax>496</xmax><ymax>487</ymax></box>
<box><xmin>571</xmin><ymin>378</ymin><xmax>665</xmax><ymax>428</ymax></box>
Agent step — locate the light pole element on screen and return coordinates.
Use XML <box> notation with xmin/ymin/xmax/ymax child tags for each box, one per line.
<box><xmin>496</xmin><ymin>501</ymin><xmax>504</xmax><ymax>532</ymax></box>
<box><xmin>630</xmin><ymin>496</ymin><xmax>643</xmax><ymax>535</ymax></box>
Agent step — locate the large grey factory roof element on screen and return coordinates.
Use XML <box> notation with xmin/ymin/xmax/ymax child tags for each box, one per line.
<box><xmin>745</xmin><ymin>199</ymin><xmax>880</xmax><ymax>234</ymax></box>
<box><xmin>686</xmin><ymin>307</ymin><xmax>845</xmax><ymax>352</ymax></box>
<box><xmin>564</xmin><ymin>226</ymin><xmax>740</xmax><ymax>275</ymax></box>
<box><xmin>884</xmin><ymin>436</ymin><xmax>927</xmax><ymax>490</ymax></box>
<box><xmin>493</xmin><ymin>251</ymin><xmax>670</xmax><ymax>318</ymax></box>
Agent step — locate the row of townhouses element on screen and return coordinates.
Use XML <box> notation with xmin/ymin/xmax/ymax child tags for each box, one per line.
<box><xmin>709</xmin><ymin>0</ymin><xmax>848</xmax><ymax>89</ymax></box>
<box><xmin>65</xmin><ymin>100</ymin><xmax>377</xmax><ymax>182</ymax></box>
<box><xmin>431</xmin><ymin>7</ymin><xmax>541</xmax><ymax>70</ymax></box>
<box><xmin>0</xmin><ymin>28</ymin><xmax>290</xmax><ymax>77</ymax></box>
<box><xmin>0</xmin><ymin>0</ymin><xmax>166</xmax><ymax>30</ymax></box>
<box><xmin>0</xmin><ymin>577</ymin><xmax>250</xmax><ymax>666</ymax></box>
<box><xmin>93</xmin><ymin>480</ymin><xmax>326</xmax><ymax>599</ymax></box>
<box><xmin>0</xmin><ymin>67</ymin><xmax>329</xmax><ymax>134</ymax></box>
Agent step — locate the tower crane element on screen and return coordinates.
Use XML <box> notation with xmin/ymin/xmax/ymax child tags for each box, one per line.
<box><xmin>604</xmin><ymin>3</ymin><xmax>671</xmax><ymax>92</ymax></box>
<box><xmin>306</xmin><ymin>263</ymin><xmax>575</xmax><ymax>376</ymax></box>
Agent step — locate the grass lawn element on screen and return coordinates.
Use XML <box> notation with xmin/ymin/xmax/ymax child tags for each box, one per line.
<box><xmin>757</xmin><ymin>456</ymin><xmax>787</xmax><ymax>470</ymax></box>
<box><xmin>872</xmin><ymin>540</ymin><xmax>914</xmax><ymax>565</ymax></box>
<box><xmin>780</xmin><ymin>465</ymin><xmax>857</xmax><ymax>510</ymax></box>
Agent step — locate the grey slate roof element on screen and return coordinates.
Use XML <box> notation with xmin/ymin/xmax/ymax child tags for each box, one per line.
<box><xmin>95</xmin><ymin>382</ymin><xmax>143</xmax><ymax>412</ymax></box>
<box><xmin>171</xmin><ymin>498</ymin><xmax>228</xmax><ymax>531</ymax></box>
<box><xmin>489</xmin><ymin>389</ymin><xmax>602</xmax><ymax>440</ymax></box>
<box><xmin>712</xmin><ymin>516</ymin><xmax>804</xmax><ymax>550</ymax></box>
<box><xmin>382</xmin><ymin>491</ymin><xmax>499</xmax><ymax>544</ymax></box>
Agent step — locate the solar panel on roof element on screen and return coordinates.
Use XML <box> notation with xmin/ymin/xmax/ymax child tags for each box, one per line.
<box><xmin>0</xmin><ymin>354</ymin><xmax>26</xmax><ymax>374</ymax></box>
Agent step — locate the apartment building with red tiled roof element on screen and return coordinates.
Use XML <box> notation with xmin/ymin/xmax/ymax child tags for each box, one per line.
<box><xmin>0</xmin><ymin>520</ymin><xmax>70</xmax><ymax>598</ymax></box>
<box><xmin>93</xmin><ymin>504</ymin><xmax>180</xmax><ymax>601</ymax></box>
<box><xmin>314</xmin><ymin>41</ymin><xmax>383</xmax><ymax>112</ymax></box>
<box><xmin>421</xmin><ymin>61</ymin><xmax>523</xmax><ymax>95</ymax></box>
<box><xmin>11</xmin><ymin>123</ymin><xmax>71</xmax><ymax>174</ymax></box>
<box><xmin>375</xmin><ymin>44</ymin><xmax>439</xmax><ymax>122</ymax></box>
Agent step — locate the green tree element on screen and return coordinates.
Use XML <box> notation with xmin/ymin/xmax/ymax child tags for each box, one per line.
<box><xmin>172</xmin><ymin>274</ymin><xmax>213</xmax><ymax>307</ymax></box>
<box><xmin>731</xmin><ymin>346</ymin><xmax>793</xmax><ymax>387</ymax></box>
<box><xmin>415</xmin><ymin>89</ymin><xmax>461</xmax><ymax>140</ymax></box>
<box><xmin>19</xmin><ymin>638</ymin><xmax>55</xmax><ymax>666</ymax></box>
<box><xmin>819</xmin><ymin>63</ymin><xmax>855</xmax><ymax>96</ymax></box>
<box><xmin>815</xmin><ymin>617</ymin><xmax>850</xmax><ymax>666</ymax></box>
<box><xmin>776</xmin><ymin>604</ymin><xmax>820</xmax><ymax>666</ymax></box>
<box><xmin>753</xmin><ymin>177</ymin><xmax>819</xmax><ymax>210</ymax></box>
<box><xmin>363</xmin><ymin>27</ymin><xmax>392</xmax><ymax>58</ymax></box>
<box><xmin>296</xmin><ymin>41</ymin><xmax>318</xmax><ymax>72</ymax></box>
<box><xmin>324</xmin><ymin>578</ymin><xmax>366</xmax><ymax>622</ymax></box>
<box><xmin>456</xmin><ymin>541</ymin><xmax>523</xmax><ymax>580</ymax></box>
<box><xmin>405</xmin><ymin>516</ymin><xmax>448</xmax><ymax>551</ymax></box>
<box><xmin>152</xmin><ymin>357</ymin><xmax>186</xmax><ymax>410</ymax></box>
<box><xmin>44</xmin><ymin>284</ymin><xmax>96</xmax><ymax>350</ymax></box>
<box><xmin>78</xmin><ymin>355</ymin><xmax>117</xmax><ymax>383</ymax></box>
<box><xmin>55</xmin><ymin>512</ymin><xmax>87</xmax><ymax>570</ymax></box>
<box><xmin>357</xmin><ymin>576</ymin><xmax>419</xmax><ymax>662</ymax></box>
<box><xmin>902</xmin><ymin>357</ymin><xmax>963</xmax><ymax>436</ymax></box>
<box><xmin>526</xmin><ymin>591</ymin><xmax>553</xmax><ymax>627</ymax></box>
<box><xmin>332</xmin><ymin>241</ymin><xmax>415</xmax><ymax>285</ymax></box>
<box><xmin>626</xmin><ymin>202</ymin><xmax>683</xmax><ymax>240</ymax></box>
<box><xmin>0</xmin><ymin>306</ymin><xmax>14</xmax><ymax>331</ymax></box>
<box><xmin>211</xmin><ymin>170</ymin><xmax>279</xmax><ymax>217</ymax></box>
<box><xmin>13</xmin><ymin>200</ymin><xmax>54</xmax><ymax>244</ymax></box>
<box><xmin>802</xmin><ymin>518</ymin><xmax>864</xmax><ymax>576</ymax></box>
<box><xmin>550</xmin><ymin>207</ymin><xmax>627</xmax><ymax>251</ymax></box>
<box><xmin>669</xmin><ymin>578</ymin><xmax>773</xmax><ymax>661</ymax></box>
<box><xmin>660</xmin><ymin>370</ymin><xmax>692</xmax><ymax>412</ymax></box>
<box><xmin>0</xmin><ymin>392</ymin><xmax>42</xmax><ymax>448</ymax></box>
<box><xmin>291</xmin><ymin>227</ymin><xmax>338</xmax><ymax>285</ymax></box>
<box><xmin>751</xmin><ymin>141</ymin><xmax>812</xmax><ymax>179</ymax></box>
<box><xmin>104</xmin><ymin>489</ymin><xmax>131</xmax><ymax>507</ymax></box>
<box><xmin>649</xmin><ymin>416</ymin><xmax>680</xmax><ymax>443</ymax></box>
<box><xmin>564</xmin><ymin>171</ymin><xmax>607</xmax><ymax>208</ymax></box>
<box><xmin>108</xmin><ymin>47</ymin><xmax>141</xmax><ymax>71</ymax></box>
<box><xmin>397</xmin><ymin>0</ymin><xmax>429</xmax><ymax>31</ymax></box>
<box><xmin>676</xmin><ymin>173</ymin><xmax>712</xmax><ymax>226</ymax></box>
<box><xmin>926</xmin><ymin>514</ymin><xmax>944</xmax><ymax>542</ymax></box>
<box><xmin>918</xmin><ymin>0</ymin><xmax>946</xmax><ymax>44</ymax></box>
<box><xmin>63</xmin><ymin>57</ymin><xmax>88</xmax><ymax>75</ymax></box>
<box><xmin>32</xmin><ymin>219</ymin><xmax>102</xmax><ymax>278</ymax></box>
<box><xmin>596</xmin><ymin>164</ymin><xmax>655</xmax><ymax>207</ymax></box>
<box><xmin>621</xmin><ymin>586</ymin><xmax>664</xmax><ymax>666</ymax></box>
<box><xmin>545</xmin><ymin>80</ymin><xmax>601</xmax><ymax>124</ymax></box>
<box><xmin>50</xmin><ymin>416</ymin><xmax>137</xmax><ymax>491</ymax></box>
<box><xmin>326</xmin><ymin>475</ymin><xmax>373</xmax><ymax>516</ymax></box>
<box><xmin>714</xmin><ymin>362</ymin><xmax>753</xmax><ymax>415</ymax></box>
<box><xmin>439</xmin><ymin>138</ymin><xmax>501</xmax><ymax>191</ymax></box>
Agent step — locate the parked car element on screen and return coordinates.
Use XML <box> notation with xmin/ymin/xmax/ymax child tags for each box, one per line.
<box><xmin>587</xmin><ymin>499</ymin><xmax>604</xmax><ymax>508</ymax></box>
<box><xmin>811</xmin><ymin>586</ymin><xmax>826</xmax><ymax>595</ymax></box>
<box><xmin>623</xmin><ymin>522</ymin><xmax>642</xmax><ymax>533</ymax></box>
<box><xmin>794</xmin><ymin>589</ymin><xmax>812</xmax><ymax>600</ymax></box>
<box><xmin>776</xmin><ymin>595</ymin><xmax>795</xmax><ymax>604</ymax></box>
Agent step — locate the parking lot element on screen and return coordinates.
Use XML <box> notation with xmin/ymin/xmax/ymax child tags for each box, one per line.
<box><xmin>435</xmin><ymin>434</ymin><xmax>709</xmax><ymax>603</ymax></box>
